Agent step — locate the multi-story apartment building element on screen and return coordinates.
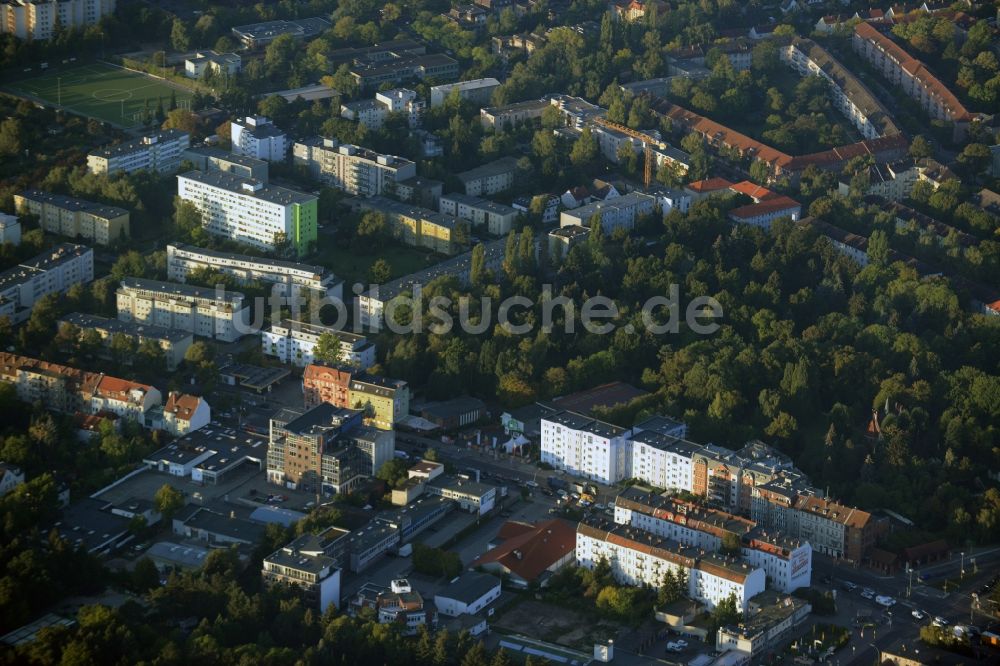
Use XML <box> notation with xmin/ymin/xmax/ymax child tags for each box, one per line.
<box><xmin>728</xmin><ymin>196</ymin><xmax>802</xmax><ymax>230</ymax></box>
<box><xmin>791</xmin><ymin>496</ymin><xmax>880</xmax><ymax>564</ymax></box>
<box><xmin>0</xmin><ymin>352</ymin><xmax>162</xmax><ymax>423</ymax></box>
<box><xmin>0</xmin><ymin>243</ymin><xmax>93</xmax><ymax>324</ymax></box>
<box><xmin>456</xmin><ymin>157</ymin><xmax>519</xmax><ymax>196</ymax></box>
<box><xmin>853</xmin><ymin>22</ymin><xmax>978</xmax><ymax>127</ymax></box>
<box><xmin>262</xmin><ymin>532</ymin><xmax>342</xmax><ymax>612</ymax></box>
<box><xmin>184</xmin><ymin>51</ymin><xmax>241</xmax><ymax>79</ymax></box>
<box><xmin>576</xmin><ymin>516</ymin><xmax>766</xmax><ymax>611</ymax></box>
<box><xmin>116</xmin><ymin>278</ymin><xmax>250</xmax><ymax>343</ymax></box>
<box><xmin>613</xmin><ymin>488</ymin><xmax>812</xmax><ymax>593</ymax></box>
<box><xmin>86</xmin><ymin>130</ymin><xmax>191</xmax><ymax>176</ymax></box>
<box><xmin>559</xmin><ymin>192</ymin><xmax>657</xmax><ymax>234</ymax></box>
<box><xmin>358</xmin><ymin>237</ymin><xmax>507</xmax><ymax>330</ymax></box>
<box><xmin>0</xmin><ymin>213</ymin><xmax>20</xmax><ymax>246</ymax></box>
<box><xmin>59</xmin><ymin>312</ymin><xmax>193</xmax><ymax>371</ymax></box>
<box><xmin>267</xmin><ymin>404</ymin><xmax>393</xmax><ymax>493</ymax></box>
<box><xmin>176</xmin><ymin>170</ymin><xmax>317</xmax><ymax>257</ymax></box>
<box><xmin>438</xmin><ymin>193</ymin><xmax>518</xmax><ymax>236</ymax></box>
<box><xmin>341</xmin><ymin>88</ymin><xmax>424</xmax><ymax>130</ymax></box>
<box><xmin>430</xmin><ymin>78</ymin><xmax>500</xmax><ymax>107</ymax></box>
<box><xmin>780</xmin><ymin>38</ymin><xmax>900</xmax><ymax>140</ymax></box>
<box><xmin>301</xmin><ymin>363</ymin><xmax>410</xmax><ymax>432</ymax></box>
<box><xmin>349</xmin><ymin>196</ymin><xmax>466</xmax><ymax>256</ymax></box>
<box><xmin>231</xmin><ymin>116</ymin><xmax>288</xmax><ymax>161</ymax></box>
<box><xmin>15</xmin><ymin>191</ymin><xmax>129</xmax><ymax>246</ymax></box>
<box><xmin>166</xmin><ymin>243</ymin><xmax>342</xmax><ymax>301</ymax></box>
<box><xmin>181</xmin><ymin>146</ymin><xmax>269</xmax><ymax>182</ymax></box>
<box><xmin>540</xmin><ymin>411</ymin><xmax>630</xmax><ymax>485</ymax></box>
<box><xmin>1</xmin><ymin>0</ymin><xmax>115</xmax><ymax>41</ymax></box>
<box><xmin>480</xmin><ymin>99</ymin><xmax>549</xmax><ymax>130</ymax></box>
<box><xmin>349</xmin><ymin>53</ymin><xmax>459</xmax><ymax>92</ymax></box>
<box><xmin>293</xmin><ymin>138</ymin><xmax>416</xmax><ymax>197</ymax></box>
<box><xmin>262</xmin><ymin>320</ymin><xmax>375</xmax><ymax>369</ymax></box>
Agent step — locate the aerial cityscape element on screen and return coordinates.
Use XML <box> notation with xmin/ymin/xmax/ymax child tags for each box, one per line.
<box><xmin>0</xmin><ymin>0</ymin><xmax>998</xmax><ymax>664</ymax></box>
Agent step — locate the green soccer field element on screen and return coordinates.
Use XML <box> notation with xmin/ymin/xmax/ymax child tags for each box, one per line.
<box><xmin>8</xmin><ymin>62</ymin><xmax>195</xmax><ymax>128</ymax></box>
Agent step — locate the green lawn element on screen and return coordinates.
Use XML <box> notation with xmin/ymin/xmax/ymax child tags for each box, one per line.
<box><xmin>7</xmin><ymin>62</ymin><xmax>194</xmax><ymax>128</ymax></box>
<box><xmin>314</xmin><ymin>239</ymin><xmax>442</xmax><ymax>286</ymax></box>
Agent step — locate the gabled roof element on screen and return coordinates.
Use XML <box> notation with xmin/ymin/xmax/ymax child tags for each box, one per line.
<box><xmin>686</xmin><ymin>177</ymin><xmax>734</xmax><ymax>193</ymax></box>
<box><xmin>165</xmin><ymin>392</ymin><xmax>204</xmax><ymax>420</ymax></box>
<box><xmin>472</xmin><ymin>518</ymin><xmax>575</xmax><ymax>581</ymax></box>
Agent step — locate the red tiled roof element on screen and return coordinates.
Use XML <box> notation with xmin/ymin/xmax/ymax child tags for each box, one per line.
<box><xmin>687</xmin><ymin>177</ymin><xmax>735</xmax><ymax>193</ymax></box>
<box><xmin>854</xmin><ymin>22</ymin><xmax>974</xmax><ymax>122</ymax></box>
<box><xmin>472</xmin><ymin>519</ymin><xmax>576</xmax><ymax>582</ymax></box>
<box><xmin>165</xmin><ymin>391</ymin><xmax>202</xmax><ymax>419</ymax></box>
<box><xmin>793</xmin><ymin>495</ymin><xmax>872</xmax><ymax>529</ymax></box>
<box><xmin>729</xmin><ymin>195</ymin><xmax>801</xmax><ymax>220</ymax></box>
<box><xmin>95</xmin><ymin>375</ymin><xmax>154</xmax><ymax>401</ymax></box>
<box><xmin>728</xmin><ymin>180</ymin><xmax>778</xmax><ymax>202</ymax></box>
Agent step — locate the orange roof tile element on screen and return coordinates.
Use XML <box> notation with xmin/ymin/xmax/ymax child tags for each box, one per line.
<box><xmin>472</xmin><ymin>519</ymin><xmax>576</xmax><ymax>582</ymax></box>
<box><xmin>687</xmin><ymin>177</ymin><xmax>734</xmax><ymax>193</ymax></box>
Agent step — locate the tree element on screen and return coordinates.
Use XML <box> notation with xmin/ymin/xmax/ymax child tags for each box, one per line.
<box><xmin>162</xmin><ymin>109</ymin><xmax>198</xmax><ymax>134</ymax></box>
<box><xmin>909</xmin><ymin>135</ymin><xmax>932</xmax><ymax>159</ymax></box>
<box><xmin>470</xmin><ymin>243</ymin><xmax>488</xmax><ymax>288</ymax></box>
<box><xmin>154</xmin><ymin>484</ymin><xmax>184</xmax><ymax>519</ymax></box>
<box><xmin>314</xmin><ymin>332</ymin><xmax>343</xmax><ymax>365</ymax></box>
<box><xmin>570</xmin><ymin>127</ymin><xmax>598</xmax><ymax>168</ymax></box>
<box><xmin>721</xmin><ymin>532</ymin><xmax>741</xmax><ymax>556</ymax></box>
<box><xmin>957</xmin><ymin>143</ymin><xmax>990</xmax><ymax>176</ymax></box>
<box><xmin>0</xmin><ymin>118</ymin><xmax>23</xmax><ymax>156</ymax></box>
<box><xmin>867</xmin><ymin>229</ymin><xmax>890</xmax><ymax>265</ymax></box>
<box><xmin>170</xmin><ymin>19</ymin><xmax>190</xmax><ymax>52</ymax></box>
<box><xmin>369</xmin><ymin>258</ymin><xmax>392</xmax><ymax>285</ymax></box>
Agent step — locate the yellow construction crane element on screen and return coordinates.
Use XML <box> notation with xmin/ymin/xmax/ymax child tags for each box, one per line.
<box><xmin>592</xmin><ymin>116</ymin><xmax>666</xmax><ymax>189</ymax></box>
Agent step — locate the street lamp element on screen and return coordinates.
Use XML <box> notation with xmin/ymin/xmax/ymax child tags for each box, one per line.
<box><xmin>960</xmin><ymin>551</ymin><xmax>965</xmax><ymax>579</ymax></box>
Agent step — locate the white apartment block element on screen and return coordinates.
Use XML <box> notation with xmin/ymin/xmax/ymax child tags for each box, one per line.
<box><xmin>779</xmin><ymin>38</ymin><xmax>899</xmax><ymax>140</ymax></box>
<box><xmin>87</xmin><ymin>130</ymin><xmax>191</xmax><ymax>176</ymax></box>
<box><xmin>261</xmin><ymin>319</ymin><xmax>375</xmax><ymax>369</ymax></box>
<box><xmin>184</xmin><ymin>51</ymin><xmax>241</xmax><ymax>79</ymax></box>
<box><xmin>438</xmin><ymin>193</ymin><xmax>518</xmax><ymax>236</ymax></box>
<box><xmin>176</xmin><ymin>170</ymin><xmax>317</xmax><ymax>258</ymax></box>
<box><xmin>559</xmin><ymin>192</ymin><xmax>656</xmax><ymax>234</ymax></box>
<box><xmin>456</xmin><ymin>157</ymin><xmax>519</xmax><ymax>197</ymax></box>
<box><xmin>116</xmin><ymin>278</ymin><xmax>250</xmax><ymax>343</ymax></box>
<box><xmin>430</xmin><ymin>78</ymin><xmax>500</xmax><ymax>108</ymax></box>
<box><xmin>166</xmin><ymin>243</ymin><xmax>343</xmax><ymax>301</ymax></box>
<box><xmin>0</xmin><ymin>243</ymin><xmax>93</xmax><ymax>324</ymax></box>
<box><xmin>627</xmin><ymin>415</ymin><xmax>695</xmax><ymax>490</ymax></box>
<box><xmin>0</xmin><ymin>213</ymin><xmax>20</xmax><ymax>246</ymax></box>
<box><xmin>1</xmin><ymin>0</ymin><xmax>114</xmax><ymax>40</ymax></box>
<box><xmin>341</xmin><ymin>89</ymin><xmax>424</xmax><ymax>130</ymax></box>
<box><xmin>540</xmin><ymin>411</ymin><xmax>630</xmax><ymax>485</ymax></box>
<box><xmin>14</xmin><ymin>190</ymin><xmax>129</xmax><ymax>246</ymax></box>
<box><xmin>231</xmin><ymin>116</ymin><xmax>288</xmax><ymax>161</ymax></box>
<box><xmin>576</xmin><ymin>518</ymin><xmax>766</xmax><ymax>612</ymax></box>
<box><xmin>292</xmin><ymin>138</ymin><xmax>416</xmax><ymax>197</ymax></box>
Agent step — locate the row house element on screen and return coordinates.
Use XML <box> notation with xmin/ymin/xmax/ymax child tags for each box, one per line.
<box><xmin>302</xmin><ymin>363</ymin><xmax>409</xmax><ymax>431</ymax></box>
<box><xmin>853</xmin><ymin>22</ymin><xmax>984</xmax><ymax>132</ymax></box>
<box><xmin>614</xmin><ymin>487</ymin><xmax>812</xmax><ymax>593</ymax></box>
<box><xmin>0</xmin><ymin>352</ymin><xmax>161</xmax><ymax>424</ymax></box>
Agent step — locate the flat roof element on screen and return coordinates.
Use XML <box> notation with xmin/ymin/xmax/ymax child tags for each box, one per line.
<box><xmin>440</xmin><ymin>192</ymin><xmax>518</xmax><ymax>216</ymax></box>
<box><xmin>281</xmin><ymin>403</ymin><xmax>361</xmax><ymax>436</ymax></box>
<box><xmin>183</xmin><ymin>507</ymin><xmax>266</xmax><ymax>543</ymax></box>
<box><xmin>178</xmin><ymin>170</ymin><xmax>316</xmax><ymax>206</ymax></box>
<box><xmin>119</xmin><ymin>277</ymin><xmax>245</xmax><ymax>303</ymax></box>
<box><xmin>60</xmin><ymin>312</ymin><xmax>191</xmax><ymax>343</ymax></box>
<box><xmin>436</xmin><ymin>571</ymin><xmax>501</xmax><ymax>605</ymax></box>
<box><xmin>544</xmin><ymin>410</ymin><xmax>626</xmax><ymax>439</ymax></box>
<box><xmin>456</xmin><ymin>156</ymin><xmax>519</xmax><ymax>184</ymax></box>
<box><xmin>147</xmin><ymin>541</ymin><xmax>211</xmax><ymax>569</ymax></box>
<box><xmin>0</xmin><ymin>243</ymin><xmax>91</xmax><ymax>293</ymax></box>
<box><xmin>181</xmin><ymin>146</ymin><xmax>267</xmax><ymax>170</ymax></box>
<box><xmin>17</xmin><ymin>189</ymin><xmax>128</xmax><ymax>219</ymax></box>
<box><xmin>89</xmin><ymin>129</ymin><xmax>188</xmax><ymax>160</ymax></box>
<box><xmin>232</xmin><ymin>17</ymin><xmax>331</xmax><ymax>40</ymax></box>
<box><xmin>168</xmin><ymin>243</ymin><xmax>335</xmax><ymax>282</ymax></box>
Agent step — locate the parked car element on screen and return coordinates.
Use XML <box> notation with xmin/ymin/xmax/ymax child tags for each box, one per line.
<box><xmin>861</xmin><ymin>588</ymin><xmax>875</xmax><ymax>599</ymax></box>
<box><xmin>842</xmin><ymin>581</ymin><xmax>858</xmax><ymax>592</ymax></box>
<box><xmin>666</xmin><ymin>642</ymin><xmax>685</xmax><ymax>653</ymax></box>
<box><xmin>594</xmin><ymin>503</ymin><xmax>605</xmax><ymax>511</ymax></box>
<box><xmin>911</xmin><ymin>610</ymin><xmax>926</xmax><ymax>620</ymax></box>
<box><xmin>875</xmin><ymin>595</ymin><xmax>896</xmax><ymax>607</ymax></box>
<box><xmin>556</xmin><ymin>489</ymin><xmax>568</xmax><ymax>498</ymax></box>
<box><xmin>933</xmin><ymin>616</ymin><xmax>950</xmax><ymax>627</ymax></box>
<box><xmin>525</xmin><ymin>480</ymin><xmax>539</xmax><ymax>488</ymax></box>
<box><xmin>673</xmin><ymin>639</ymin><xmax>688</xmax><ymax>648</ymax></box>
